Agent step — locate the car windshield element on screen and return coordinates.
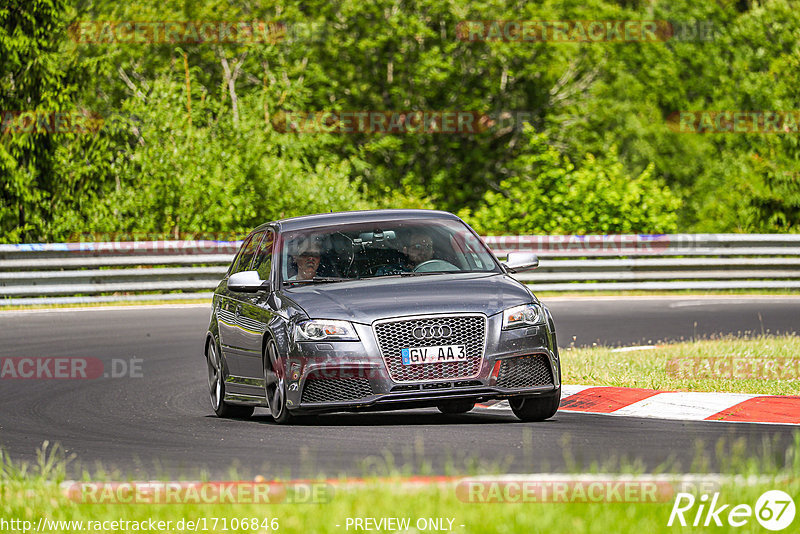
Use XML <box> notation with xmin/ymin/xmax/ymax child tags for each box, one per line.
<box><xmin>279</xmin><ymin>218</ymin><xmax>501</xmax><ymax>283</ymax></box>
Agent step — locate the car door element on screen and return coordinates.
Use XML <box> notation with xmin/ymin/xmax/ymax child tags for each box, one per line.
<box><xmin>218</xmin><ymin>231</ymin><xmax>263</xmax><ymax>377</ymax></box>
<box><xmin>237</xmin><ymin>228</ymin><xmax>276</xmax><ymax>382</ymax></box>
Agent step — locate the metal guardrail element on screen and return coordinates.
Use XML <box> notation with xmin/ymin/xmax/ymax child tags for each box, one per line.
<box><xmin>2</xmin><ymin>234</ymin><xmax>800</xmax><ymax>305</ymax></box>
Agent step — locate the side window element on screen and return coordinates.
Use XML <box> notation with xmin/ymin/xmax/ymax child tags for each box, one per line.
<box><xmin>228</xmin><ymin>235</ymin><xmax>252</xmax><ymax>275</ymax></box>
<box><xmin>251</xmin><ymin>230</ymin><xmax>274</xmax><ymax>281</ymax></box>
<box><xmin>231</xmin><ymin>232</ymin><xmax>264</xmax><ymax>274</ymax></box>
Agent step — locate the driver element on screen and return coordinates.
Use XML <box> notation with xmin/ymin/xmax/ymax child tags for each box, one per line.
<box><xmin>374</xmin><ymin>231</ymin><xmax>435</xmax><ymax>276</ymax></box>
<box><xmin>289</xmin><ymin>239</ymin><xmax>322</xmax><ymax>280</ymax></box>
<box><xmin>404</xmin><ymin>232</ymin><xmax>434</xmax><ymax>267</ymax></box>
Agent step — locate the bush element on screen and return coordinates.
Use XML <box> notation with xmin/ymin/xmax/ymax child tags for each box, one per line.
<box><xmin>461</xmin><ymin>130</ymin><xmax>681</xmax><ymax>235</ymax></box>
<box><xmin>82</xmin><ymin>78</ymin><xmax>369</xmax><ymax>236</ymax></box>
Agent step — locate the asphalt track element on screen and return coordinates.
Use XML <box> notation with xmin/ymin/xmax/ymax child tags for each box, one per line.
<box><xmin>0</xmin><ymin>296</ymin><xmax>797</xmax><ymax>478</ymax></box>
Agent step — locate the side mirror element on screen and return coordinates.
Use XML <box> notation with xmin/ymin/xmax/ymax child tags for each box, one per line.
<box><xmin>502</xmin><ymin>252</ymin><xmax>539</xmax><ymax>273</ymax></box>
<box><xmin>227</xmin><ymin>270</ymin><xmax>267</xmax><ymax>292</ymax></box>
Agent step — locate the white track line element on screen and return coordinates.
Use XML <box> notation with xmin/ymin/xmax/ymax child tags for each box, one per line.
<box><xmin>613</xmin><ymin>392</ymin><xmax>758</xmax><ymax>421</ymax></box>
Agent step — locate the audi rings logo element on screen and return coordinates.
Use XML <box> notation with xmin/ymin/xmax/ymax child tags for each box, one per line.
<box><xmin>412</xmin><ymin>325</ymin><xmax>453</xmax><ymax>340</ymax></box>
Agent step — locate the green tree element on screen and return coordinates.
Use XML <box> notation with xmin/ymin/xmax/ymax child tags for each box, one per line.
<box><xmin>461</xmin><ymin>130</ymin><xmax>681</xmax><ymax>235</ymax></box>
<box><xmin>82</xmin><ymin>76</ymin><xmax>368</xmax><ymax>236</ymax></box>
<box><xmin>0</xmin><ymin>0</ymin><xmax>104</xmax><ymax>242</ymax></box>
<box><xmin>5</xmin><ymin>0</ymin><xmax>800</xmax><ymax>242</ymax></box>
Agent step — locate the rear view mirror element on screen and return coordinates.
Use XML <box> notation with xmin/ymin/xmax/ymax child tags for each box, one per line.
<box><xmin>358</xmin><ymin>230</ymin><xmax>397</xmax><ymax>242</ymax></box>
<box><xmin>227</xmin><ymin>270</ymin><xmax>267</xmax><ymax>292</ymax></box>
<box><xmin>502</xmin><ymin>252</ymin><xmax>539</xmax><ymax>273</ymax></box>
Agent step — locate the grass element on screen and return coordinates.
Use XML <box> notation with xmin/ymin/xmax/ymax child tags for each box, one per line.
<box><xmin>562</xmin><ymin>335</ymin><xmax>800</xmax><ymax>395</ymax></box>
<box><xmin>2</xmin><ymin>438</ymin><xmax>799</xmax><ymax>534</ymax></box>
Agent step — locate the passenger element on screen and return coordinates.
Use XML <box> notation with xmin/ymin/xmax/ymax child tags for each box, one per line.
<box><xmin>290</xmin><ymin>240</ymin><xmax>322</xmax><ymax>280</ymax></box>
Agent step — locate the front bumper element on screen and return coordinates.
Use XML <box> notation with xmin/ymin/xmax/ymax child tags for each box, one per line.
<box><xmin>284</xmin><ymin>311</ymin><xmax>560</xmax><ymax>414</ymax></box>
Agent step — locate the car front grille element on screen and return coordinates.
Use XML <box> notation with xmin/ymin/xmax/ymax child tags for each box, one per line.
<box><xmin>373</xmin><ymin>314</ymin><xmax>486</xmax><ymax>383</ymax></box>
<box><xmin>301</xmin><ymin>374</ymin><xmax>373</xmax><ymax>404</ymax></box>
<box><xmin>496</xmin><ymin>355</ymin><xmax>553</xmax><ymax>388</ymax></box>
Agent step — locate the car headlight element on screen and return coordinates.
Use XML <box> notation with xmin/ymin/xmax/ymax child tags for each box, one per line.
<box><xmin>295</xmin><ymin>319</ymin><xmax>359</xmax><ymax>341</ymax></box>
<box><xmin>502</xmin><ymin>304</ymin><xmax>546</xmax><ymax>330</ymax></box>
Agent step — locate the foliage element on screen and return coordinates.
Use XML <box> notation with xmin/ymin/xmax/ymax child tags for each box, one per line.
<box><xmin>0</xmin><ymin>0</ymin><xmax>109</xmax><ymax>242</ymax></box>
<box><xmin>461</xmin><ymin>130</ymin><xmax>680</xmax><ymax>235</ymax></box>
<box><xmin>81</xmin><ymin>78</ymin><xmax>367</xmax><ymax>236</ymax></box>
<box><xmin>2</xmin><ymin>0</ymin><xmax>800</xmax><ymax>242</ymax></box>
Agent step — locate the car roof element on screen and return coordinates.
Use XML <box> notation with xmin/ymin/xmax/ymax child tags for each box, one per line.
<box><xmin>253</xmin><ymin>209</ymin><xmax>462</xmax><ymax>234</ymax></box>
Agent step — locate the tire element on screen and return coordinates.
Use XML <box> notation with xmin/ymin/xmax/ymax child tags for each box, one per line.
<box><xmin>206</xmin><ymin>339</ymin><xmax>254</xmax><ymax>419</ymax></box>
<box><xmin>509</xmin><ymin>392</ymin><xmax>560</xmax><ymax>422</ymax></box>
<box><xmin>437</xmin><ymin>401</ymin><xmax>475</xmax><ymax>414</ymax></box>
<box><xmin>264</xmin><ymin>339</ymin><xmax>294</xmax><ymax>425</ymax></box>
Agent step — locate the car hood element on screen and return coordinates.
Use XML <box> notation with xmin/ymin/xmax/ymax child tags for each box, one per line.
<box><xmin>281</xmin><ymin>273</ymin><xmax>535</xmax><ymax>324</ymax></box>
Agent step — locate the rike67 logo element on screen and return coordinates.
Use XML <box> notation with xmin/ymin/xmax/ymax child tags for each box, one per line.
<box><xmin>668</xmin><ymin>490</ymin><xmax>795</xmax><ymax>531</ymax></box>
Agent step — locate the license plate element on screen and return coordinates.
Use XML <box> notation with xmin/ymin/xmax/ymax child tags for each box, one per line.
<box><xmin>401</xmin><ymin>345</ymin><xmax>467</xmax><ymax>365</ymax></box>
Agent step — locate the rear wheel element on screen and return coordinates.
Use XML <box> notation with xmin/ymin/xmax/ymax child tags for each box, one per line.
<box><xmin>265</xmin><ymin>339</ymin><xmax>294</xmax><ymax>425</ymax></box>
<box><xmin>207</xmin><ymin>340</ymin><xmax>254</xmax><ymax>419</ymax></box>
<box><xmin>437</xmin><ymin>401</ymin><xmax>475</xmax><ymax>414</ymax></box>
<box><xmin>509</xmin><ymin>392</ymin><xmax>560</xmax><ymax>422</ymax></box>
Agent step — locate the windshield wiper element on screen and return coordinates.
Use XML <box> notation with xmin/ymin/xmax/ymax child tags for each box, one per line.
<box><xmin>399</xmin><ymin>271</ymin><xmax>450</xmax><ymax>277</ymax></box>
<box><xmin>283</xmin><ymin>276</ymin><xmax>352</xmax><ymax>286</ymax></box>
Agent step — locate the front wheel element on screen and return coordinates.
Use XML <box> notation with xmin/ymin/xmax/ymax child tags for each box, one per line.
<box><xmin>509</xmin><ymin>392</ymin><xmax>560</xmax><ymax>422</ymax></box>
<box><xmin>207</xmin><ymin>340</ymin><xmax>254</xmax><ymax>419</ymax></box>
<box><xmin>264</xmin><ymin>339</ymin><xmax>294</xmax><ymax>425</ymax></box>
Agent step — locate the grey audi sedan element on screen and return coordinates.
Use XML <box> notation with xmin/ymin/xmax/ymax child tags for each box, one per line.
<box><xmin>205</xmin><ymin>209</ymin><xmax>560</xmax><ymax>424</ymax></box>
